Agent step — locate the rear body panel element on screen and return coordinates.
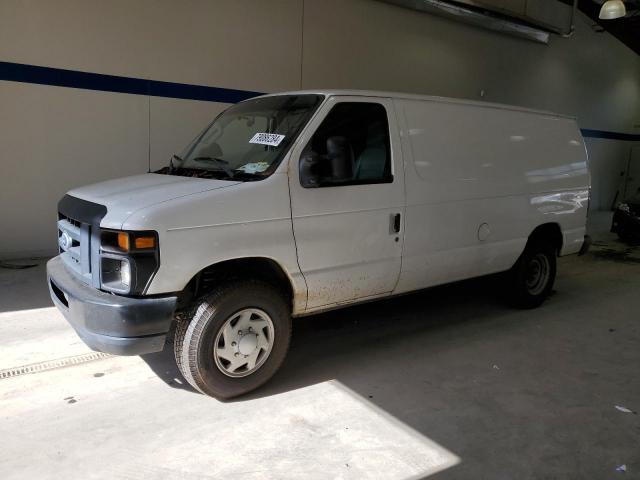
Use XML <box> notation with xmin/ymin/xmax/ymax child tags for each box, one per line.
<box><xmin>392</xmin><ymin>96</ymin><xmax>589</xmax><ymax>294</ymax></box>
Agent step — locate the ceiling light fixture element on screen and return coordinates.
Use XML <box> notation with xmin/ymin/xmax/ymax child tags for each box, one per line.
<box><xmin>599</xmin><ymin>0</ymin><xmax>627</xmax><ymax>19</ymax></box>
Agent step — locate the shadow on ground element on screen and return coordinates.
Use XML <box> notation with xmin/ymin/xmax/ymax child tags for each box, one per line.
<box><xmin>0</xmin><ymin>259</ymin><xmax>53</xmax><ymax>313</ymax></box>
<box><xmin>142</xmin><ymin>243</ymin><xmax>640</xmax><ymax>478</ymax></box>
<box><xmin>252</xmin><ymin>274</ymin><xmax>509</xmax><ymax>400</ymax></box>
<box><xmin>143</xmin><ymin>273</ymin><xmax>507</xmax><ymax>391</ymax></box>
<box><xmin>141</xmin><ymin>331</ymin><xmax>198</xmax><ymax>394</ymax></box>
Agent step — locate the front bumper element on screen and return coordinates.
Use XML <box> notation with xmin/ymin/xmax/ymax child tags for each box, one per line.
<box><xmin>47</xmin><ymin>256</ymin><xmax>177</xmax><ymax>355</ymax></box>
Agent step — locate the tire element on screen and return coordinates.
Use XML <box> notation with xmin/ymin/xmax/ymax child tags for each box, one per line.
<box><xmin>507</xmin><ymin>240</ymin><xmax>557</xmax><ymax>309</ymax></box>
<box><xmin>173</xmin><ymin>317</ymin><xmax>192</xmax><ymax>384</ymax></box>
<box><xmin>173</xmin><ymin>280</ymin><xmax>291</xmax><ymax>399</ymax></box>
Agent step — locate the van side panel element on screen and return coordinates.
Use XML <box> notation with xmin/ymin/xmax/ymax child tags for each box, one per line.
<box><xmin>393</xmin><ymin>98</ymin><xmax>589</xmax><ymax>294</ymax></box>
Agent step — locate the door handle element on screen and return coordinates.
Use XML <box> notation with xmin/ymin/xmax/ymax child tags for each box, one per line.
<box><xmin>391</xmin><ymin>213</ymin><xmax>401</xmax><ymax>234</ymax></box>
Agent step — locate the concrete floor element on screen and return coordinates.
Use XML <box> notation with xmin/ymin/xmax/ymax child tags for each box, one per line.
<box><xmin>1</xmin><ymin>212</ymin><xmax>638</xmax><ymax>479</ymax></box>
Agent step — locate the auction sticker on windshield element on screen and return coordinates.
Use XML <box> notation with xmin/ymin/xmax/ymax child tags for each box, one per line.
<box><xmin>249</xmin><ymin>133</ymin><xmax>285</xmax><ymax>147</ymax></box>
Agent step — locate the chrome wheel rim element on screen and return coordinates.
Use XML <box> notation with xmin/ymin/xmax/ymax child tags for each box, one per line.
<box><xmin>526</xmin><ymin>253</ymin><xmax>550</xmax><ymax>296</ymax></box>
<box><xmin>213</xmin><ymin>308</ymin><xmax>275</xmax><ymax>378</ymax></box>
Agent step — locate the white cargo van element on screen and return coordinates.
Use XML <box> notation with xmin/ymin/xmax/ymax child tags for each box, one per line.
<box><xmin>47</xmin><ymin>90</ymin><xmax>591</xmax><ymax>398</ymax></box>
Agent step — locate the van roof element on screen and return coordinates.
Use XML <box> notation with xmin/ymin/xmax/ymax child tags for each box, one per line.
<box><xmin>254</xmin><ymin>89</ymin><xmax>575</xmax><ymax>120</ymax></box>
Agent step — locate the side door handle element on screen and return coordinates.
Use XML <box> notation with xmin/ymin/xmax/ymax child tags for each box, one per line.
<box><xmin>391</xmin><ymin>213</ymin><xmax>401</xmax><ymax>234</ymax></box>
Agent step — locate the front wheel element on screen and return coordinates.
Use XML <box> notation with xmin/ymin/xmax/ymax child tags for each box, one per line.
<box><xmin>507</xmin><ymin>241</ymin><xmax>557</xmax><ymax>309</ymax></box>
<box><xmin>174</xmin><ymin>280</ymin><xmax>291</xmax><ymax>398</ymax></box>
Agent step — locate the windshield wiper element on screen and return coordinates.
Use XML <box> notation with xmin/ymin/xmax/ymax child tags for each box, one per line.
<box><xmin>169</xmin><ymin>154</ymin><xmax>184</xmax><ymax>174</ymax></box>
<box><xmin>192</xmin><ymin>156</ymin><xmax>235</xmax><ymax>179</ymax></box>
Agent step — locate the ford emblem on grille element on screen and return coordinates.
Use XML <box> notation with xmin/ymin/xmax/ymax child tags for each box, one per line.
<box><xmin>59</xmin><ymin>231</ymin><xmax>73</xmax><ymax>250</ymax></box>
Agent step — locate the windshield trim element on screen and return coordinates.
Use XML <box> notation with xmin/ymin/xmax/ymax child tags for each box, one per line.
<box><xmin>174</xmin><ymin>94</ymin><xmax>326</xmax><ymax>181</ymax></box>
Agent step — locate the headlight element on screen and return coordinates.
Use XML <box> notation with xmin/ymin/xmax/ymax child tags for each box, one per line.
<box><xmin>99</xmin><ymin>230</ymin><xmax>159</xmax><ymax>295</ymax></box>
<box><xmin>617</xmin><ymin>203</ymin><xmax>630</xmax><ymax>213</ymax></box>
<box><xmin>120</xmin><ymin>259</ymin><xmax>131</xmax><ymax>287</ymax></box>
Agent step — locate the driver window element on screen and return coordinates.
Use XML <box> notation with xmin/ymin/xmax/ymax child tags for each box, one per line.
<box><xmin>301</xmin><ymin>102</ymin><xmax>392</xmax><ymax>187</ymax></box>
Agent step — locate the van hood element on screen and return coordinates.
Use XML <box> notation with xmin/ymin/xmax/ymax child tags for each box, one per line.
<box><xmin>67</xmin><ymin>173</ymin><xmax>240</xmax><ymax>229</ymax></box>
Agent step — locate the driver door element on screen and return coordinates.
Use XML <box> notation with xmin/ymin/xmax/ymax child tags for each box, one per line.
<box><xmin>288</xmin><ymin>96</ymin><xmax>405</xmax><ymax>311</ymax></box>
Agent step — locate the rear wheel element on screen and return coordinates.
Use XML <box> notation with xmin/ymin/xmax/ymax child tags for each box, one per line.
<box><xmin>173</xmin><ymin>280</ymin><xmax>291</xmax><ymax>399</ymax></box>
<box><xmin>507</xmin><ymin>241</ymin><xmax>556</xmax><ymax>309</ymax></box>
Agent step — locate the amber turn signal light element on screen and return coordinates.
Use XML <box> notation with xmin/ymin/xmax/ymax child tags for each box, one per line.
<box><xmin>134</xmin><ymin>236</ymin><xmax>156</xmax><ymax>249</ymax></box>
<box><xmin>117</xmin><ymin>232</ymin><xmax>130</xmax><ymax>252</ymax></box>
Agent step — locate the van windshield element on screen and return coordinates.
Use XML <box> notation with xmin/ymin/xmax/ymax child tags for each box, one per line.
<box><xmin>165</xmin><ymin>94</ymin><xmax>323</xmax><ymax>180</ymax></box>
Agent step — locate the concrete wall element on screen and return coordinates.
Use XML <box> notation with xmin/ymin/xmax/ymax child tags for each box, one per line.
<box><xmin>0</xmin><ymin>0</ymin><xmax>303</xmax><ymax>258</ymax></box>
<box><xmin>1</xmin><ymin>0</ymin><xmax>638</xmax><ymax>258</ymax></box>
<box><xmin>301</xmin><ymin>0</ymin><xmax>640</xmax><ymax>208</ymax></box>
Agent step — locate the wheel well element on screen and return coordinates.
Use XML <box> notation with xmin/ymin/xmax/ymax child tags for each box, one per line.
<box><xmin>177</xmin><ymin>257</ymin><xmax>293</xmax><ymax>312</ymax></box>
<box><xmin>527</xmin><ymin>223</ymin><xmax>563</xmax><ymax>255</ymax></box>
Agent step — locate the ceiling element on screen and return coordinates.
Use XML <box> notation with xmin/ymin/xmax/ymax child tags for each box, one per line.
<box><xmin>574</xmin><ymin>0</ymin><xmax>640</xmax><ymax>55</ymax></box>
<box><xmin>382</xmin><ymin>0</ymin><xmax>639</xmax><ymax>53</ymax></box>
<box><xmin>459</xmin><ymin>0</ymin><xmax>640</xmax><ymax>53</ymax></box>
<box><xmin>455</xmin><ymin>0</ymin><xmax>574</xmax><ymax>33</ymax></box>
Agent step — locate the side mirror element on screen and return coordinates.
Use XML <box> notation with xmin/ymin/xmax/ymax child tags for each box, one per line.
<box><xmin>326</xmin><ymin>136</ymin><xmax>354</xmax><ymax>182</ymax></box>
<box><xmin>299</xmin><ymin>152</ymin><xmax>324</xmax><ymax>188</ymax></box>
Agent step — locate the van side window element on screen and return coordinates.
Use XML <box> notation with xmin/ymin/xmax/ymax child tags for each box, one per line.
<box><xmin>301</xmin><ymin>103</ymin><xmax>392</xmax><ymax>187</ymax></box>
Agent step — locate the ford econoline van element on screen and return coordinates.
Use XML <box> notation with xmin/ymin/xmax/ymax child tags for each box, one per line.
<box><xmin>47</xmin><ymin>90</ymin><xmax>591</xmax><ymax>398</ymax></box>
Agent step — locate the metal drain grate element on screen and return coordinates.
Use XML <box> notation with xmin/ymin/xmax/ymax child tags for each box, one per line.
<box><xmin>0</xmin><ymin>352</ymin><xmax>111</xmax><ymax>380</ymax></box>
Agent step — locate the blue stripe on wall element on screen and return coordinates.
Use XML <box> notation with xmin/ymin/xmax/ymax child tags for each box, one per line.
<box><xmin>1</xmin><ymin>60</ymin><xmax>639</xmax><ymax>141</ymax></box>
<box><xmin>579</xmin><ymin>129</ymin><xmax>639</xmax><ymax>142</ymax></box>
<box><xmin>0</xmin><ymin>60</ymin><xmax>261</xmax><ymax>103</ymax></box>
